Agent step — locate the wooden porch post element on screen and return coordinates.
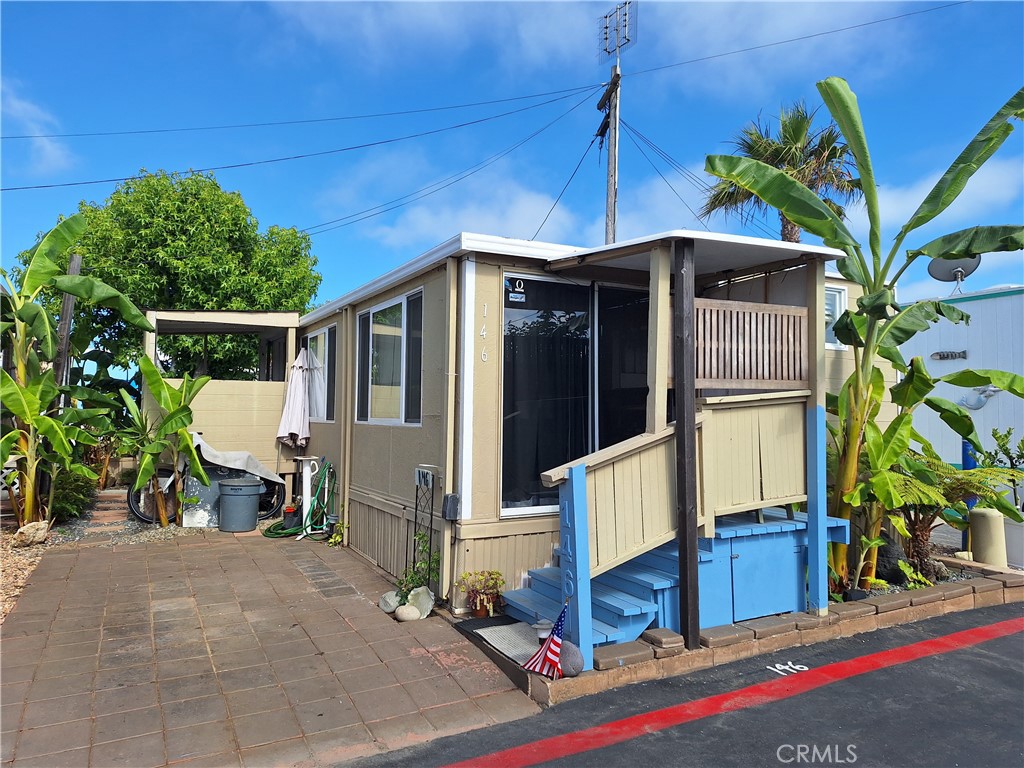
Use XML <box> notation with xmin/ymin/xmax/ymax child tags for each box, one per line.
<box><xmin>673</xmin><ymin>239</ymin><xmax>701</xmax><ymax>648</ymax></box>
<box><xmin>646</xmin><ymin>244</ymin><xmax>672</xmax><ymax>433</ymax></box>
<box><xmin>805</xmin><ymin>260</ymin><xmax>829</xmax><ymax>614</ymax></box>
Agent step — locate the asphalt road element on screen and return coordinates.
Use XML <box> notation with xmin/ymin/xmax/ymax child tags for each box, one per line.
<box><xmin>348</xmin><ymin>603</ymin><xmax>1024</xmax><ymax>768</ymax></box>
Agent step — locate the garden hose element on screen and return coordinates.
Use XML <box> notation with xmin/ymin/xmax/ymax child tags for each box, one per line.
<box><xmin>262</xmin><ymin>460</ymin><xmax>336</xmax><ymax>540</ymax></box>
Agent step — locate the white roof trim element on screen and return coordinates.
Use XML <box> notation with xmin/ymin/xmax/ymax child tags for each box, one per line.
<box><xmin>301</xmin><ymin>233</ymin><xmax>580</xmax><ymax>326</ymax></box>
<box><xmin>300</xmin><ymin>229</ymin><xmax>844</xmax><ymax>328</ymax></box>
<box><xmin>569</xmin><ymin>228</ymin><xmax>845</xmax><ymax>261</ymax></box>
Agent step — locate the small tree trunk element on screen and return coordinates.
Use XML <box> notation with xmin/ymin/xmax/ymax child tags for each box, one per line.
<box><xmin>780</xmin><ymin>214</ymin><xmax>801</xmax><ymax>243</ymax></box>
<box><xmin>153</xmin><ymin>479</ymin><xmax>169</xmax><ymax>527</ymax></box>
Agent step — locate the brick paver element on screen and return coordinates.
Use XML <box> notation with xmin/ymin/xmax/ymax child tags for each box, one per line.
<box><xmin>0</xmin><ymin>494</ymin><xmax>539</xmax><ymax>766</ymax></box>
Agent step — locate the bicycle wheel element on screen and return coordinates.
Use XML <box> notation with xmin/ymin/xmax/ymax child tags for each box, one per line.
<box><xmin>127</xmin><ymin>468</ymin><xmax>177</xmax><ymax>524</ymax></box>
<box><xmin>258</xmin><ymin>481</ymin><xmax>285</xmax><ymax>520</ymax></box>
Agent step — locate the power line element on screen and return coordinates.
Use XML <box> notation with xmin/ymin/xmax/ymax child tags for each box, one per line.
<box><xmin>620</xmin><ymin>122</ymin><xmax>709</xmax><ymax>232</ymax></box>
<box><xmin>621</xmin><ymin>119</ymin><xmax>778</xmax><ymax>240</ymax></box>
<box><xmin>0</xmin><ymin>85</ymin><xmax>602</xmax><ymax>141</ymax></box>
<box><xmin>0</xmin><ymin>90</ymin><xmax>592</xmax><ymax>193</ymax></box>
<box><xmin>303</xmin><ymin>89</ymin><xmax>601</xmax><ymax>236</ymax></box>
<box><xmin>624</xmin><ymin>1</ymin><xmax>970</xmax><ymax>78</ymax></box>
<box><xmin>531</xmin><ymin>135</ymin><xmax>598</xmax><ymax>241</ymax></box>
<box><xmin>2</xmin><ymin>2</ymin><xmax>965</xmax><ymax>145</ymax></box>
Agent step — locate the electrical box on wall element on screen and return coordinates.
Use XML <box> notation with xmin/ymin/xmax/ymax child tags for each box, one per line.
<box><xmin>442</xmin><ymin>493</ymin><xmax>460</xmax><ymax>521</ymax></box>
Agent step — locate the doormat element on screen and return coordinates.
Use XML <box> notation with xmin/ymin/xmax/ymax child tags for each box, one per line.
<box><xmin>474</xmin><ymin>621</ymin><xmax>543</xmax><ymax>665</ymax></box>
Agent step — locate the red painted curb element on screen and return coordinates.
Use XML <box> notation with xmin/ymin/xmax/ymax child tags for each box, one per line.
<box><xmin>446</xmin><ymin>616</ymin><xmax>1024</xmax><ymax>768</ymax></box>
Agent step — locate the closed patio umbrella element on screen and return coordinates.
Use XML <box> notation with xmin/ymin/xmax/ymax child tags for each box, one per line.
<box><xmin>277</xmin><ymin>349</ymin><xmax>311</xmax><ymax>449</ymax></box>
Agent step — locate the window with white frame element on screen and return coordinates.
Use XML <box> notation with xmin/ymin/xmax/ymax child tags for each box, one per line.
<box><xmin>824</xmin><ymin>285</ymin><xmax>847</xmax><ymax>349</ymax></box>
<box><xmin>356</xmin><ymin>290</ymin><xmax>422</xmax><ymax>424</ymax></box>
<box><xmin>303</xmin><ymin>325</ymin><xmax>336</xmax><ymax>421</ymax></box>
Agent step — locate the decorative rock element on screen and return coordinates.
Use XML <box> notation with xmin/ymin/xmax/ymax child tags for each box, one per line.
<box><xmin>379</xmin><ymin>591</ymin><xmax>401</xmax><ymax>614</ymax></box>
<box><xmin>407</xmin><ymin>586</ymin><xmax>435</xmax><ymax>619</ymax></box>
<box><xmin>875</xmin><ymin>531</ymin><xmax>907</xmax><ymax>585</ymax></box>
<box><xmin>395</xmin><ymin>604</ymin><xmax>420</xmax><ymax>622</ymax></box>
<box><xmin>12</xmin><ymin>522</ymin><xmax>48</xmax><ymax>547</ymax></box>
<box><xmin>560</xmin><ymin>640</ymin><xmax>584</xmax><ymax>677</ymax></box>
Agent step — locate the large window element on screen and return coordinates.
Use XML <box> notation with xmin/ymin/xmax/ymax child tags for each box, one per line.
<box><xmin>825</xmin><ymin>285</ymin><xmax>848</xmax><ymax>349</ymax></box>
<box><xmin>303</xmin><ymin>325</ymin><xmax>336</xmax><ymax>421</ymax></box>
<box><xmin>356</xmin><ymin>290</ymin><xmax>423</xmax><ymax>424</ymax></box>
<box><xmin>502</xmin><ymin>276</ymin><xmax>590</xmax><ymax>513</ymax></box>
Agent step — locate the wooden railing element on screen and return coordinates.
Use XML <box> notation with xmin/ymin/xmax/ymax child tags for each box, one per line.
<box><xmin>695</xmin><ymin>298</ymin><xmax>808</xmax><ymax>389</ymax></box>
<box><xmin>542</xmin><ymin>421</ymin><xmax>705</xmax><ymax>578</ymax></box>
<box><xmin>698</xmin><ymin>390</ymin><xmax>809</xmax><ymax>532</ymax></box>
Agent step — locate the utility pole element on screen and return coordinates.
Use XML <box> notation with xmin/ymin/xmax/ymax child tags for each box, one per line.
<box><xmin>53</xmin><ymin>253</ymin><xmax>82</xmax><ymax>393</ymax></box>
<box><xmin>597</xmin><ymin>1</ymin><xmax>635</xmax><ymax>245</ymax></box>
<box><xmin>597</xmin><ymin>68</ymin><xmax>621</xmax><ymax>245</ymax></box>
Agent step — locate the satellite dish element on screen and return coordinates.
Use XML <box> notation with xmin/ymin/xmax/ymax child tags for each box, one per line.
<box><xmin>928</xmin><ymin>256</ymin><xmax>981</xmax><ymax>294</ymax></box>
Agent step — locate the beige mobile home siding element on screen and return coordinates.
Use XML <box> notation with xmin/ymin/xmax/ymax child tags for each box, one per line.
<box><xmin>305</xmin><ymin>313</ymin><xmax>344</xmax><ymax>480</ymax></box>
<box><xmin>346</xmin><ymin>267</ymin><xmax>450</xmax><ymax>566</ymax></box>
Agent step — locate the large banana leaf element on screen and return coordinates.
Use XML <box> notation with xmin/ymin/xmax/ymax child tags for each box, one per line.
<box><xmin>1</xmin><ymin>369</ymin><xmax>39</xmax><ymax>422</ymax></box>
<box><xmin>155</xmin><ymin>406</ymin><xmax>194</xmax><ymax>440</ymax></box>
<box><xmin>0</xmin><ymin>431</ymin><xmax>23</xmax><ymax>466</ymax></box>
<box><xmin>865</xmin><ymin>413</ymin><xmax>914</xmax><ymax>472</ymax></box>
<box><xmin>923</xmin><ymin>396</ymin><xmax>982</xmax><ymax>452</ymax></box>
<box><xmin>177</xmin><ymin>431</ymin><xmax>210</xmax><ymax>487</ymax></box>
<box><xmin>15</xmin><ymin>302</ymin><xmax>57</xmax><ymax>361</ymax></box>
<box><xmin>704</xmin><ymin>155</ymin><xmax>861</xmax><ymax>255</ymax></box>
<box><xmin>908</xmin><ymin>225</ymin><xmax>1024</xmax><ymax>260</ymax></box>
<box><xmin>942</xmin><ymin>369</ymin><xmax>1024</xmax><ymax>398</ymax></box>
<box><xmin>34</xmin><ymin>415</ymin><xmax>72</xmax><ymax>458</ymax></box>
<box><xmin>50</xmin><ymin>275</ymin><xmax>154</xmax><ymax>332</ymax></box>
<box><xmin>138</xmin><ymin>355</ymin><xmax>173</xmax><ymax>413</ymax></box>
<box><xmin>21</xmin><ymin>214</ymin><xmax>87</xmax><ymax>295</ymax></box>
<box><xmin>900</xmin><ymin>88</ymin><xmax>1024</xmax><ymax>238</ymax></box>
<box><xmin>817</xmin><ymin>77</ymin><xmax>881</xmax><ymax>267</ymax></box>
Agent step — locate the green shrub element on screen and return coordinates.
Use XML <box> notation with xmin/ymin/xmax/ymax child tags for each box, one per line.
<box><xmin>117</xmin><ymin>467</ymin><xmax>138</xmax><ymax>488</ymax></box>
<box><xmin>50</xmin><ymin>472</ymin><xmax>98</xmax><ymax>524</ymax></box>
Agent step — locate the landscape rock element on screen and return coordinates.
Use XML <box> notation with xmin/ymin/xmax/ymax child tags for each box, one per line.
<box><xmin>379</xmin><ymin>591</ymin><xmax>401</xmax><ymax>613</ymax></box>
<box><xmin>11</xmin><ymin>522</ymin><xmax>48</xmax><ymax>548</ymax></box>
<box><xmin>407</xmin><ymin>585</ymin><xmax>435</xmax><ymax>619</ymax></box>
<box><xmin>875</xmin><ymin>531</ymin><xmax>908</xmax><ymax>585</ymax></box>
<box><xmin>395</xmin><ymin>604</ymin><xmax>420</xmax><ymax>622</ymax></box>
<box><xmin>560</xmin><ymin>640</ymin><xmax>584</xmax><ymax>677</ymax></box>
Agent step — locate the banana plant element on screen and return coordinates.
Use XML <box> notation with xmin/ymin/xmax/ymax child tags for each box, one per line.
<box><xmin>121</xmin><ymin>355</ymin><xmax>210</xmax><ymax>526</ymax></box>
<box><xmin>1</xmin><ymin>214</ymin><xmax>153</xmax><ymax>525</ymax></box>
<box><xmin>706</xmin><ymin>78</ymin><xmax>1024</xmax><ymax>588</ymax></box>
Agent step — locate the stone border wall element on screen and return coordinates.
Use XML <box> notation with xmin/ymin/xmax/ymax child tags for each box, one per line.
<box><xmin>522</xmin><ymin>561</ymin><xmax>1023</xmax><ymax>707</ymax></box>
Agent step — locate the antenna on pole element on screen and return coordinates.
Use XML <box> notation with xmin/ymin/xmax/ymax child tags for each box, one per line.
<box><xmin>596</xmin><ymin>1</ymin><xmax>636</xmax><ymax>245</ymax></box>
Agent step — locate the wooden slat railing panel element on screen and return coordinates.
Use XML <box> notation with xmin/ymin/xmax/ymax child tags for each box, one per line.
<box><xmin>694</xmin><ymin>298</ymin><xmax>808</xmax><ymax>389</ymax></box>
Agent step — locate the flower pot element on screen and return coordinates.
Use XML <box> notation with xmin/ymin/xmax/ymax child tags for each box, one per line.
<box><xmin>472</xmin><ymin>606</ymin><xmax>489</xmax><ymax>618</ymax></box>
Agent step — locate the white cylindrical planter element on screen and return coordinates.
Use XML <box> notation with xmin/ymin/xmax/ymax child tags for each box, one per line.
<box><xmin>1004</xmin><ymin>519</ymin><xmax>1024</xmax><ymax>569</ymax></box>
<box><xmin>970</xmin><ymin>507</ymin><xmax>1008</xmax><ymax>568</ymax></box>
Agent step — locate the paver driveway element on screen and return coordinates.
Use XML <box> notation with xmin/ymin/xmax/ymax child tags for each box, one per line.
<box><xmin>0</xmin><ymin>530</ymin><xmax>539</xmax><ymax>767</ymax></box>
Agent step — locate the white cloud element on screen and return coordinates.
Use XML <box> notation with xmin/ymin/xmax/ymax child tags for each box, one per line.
<box><xmin>640</xmin><ymin>2</ymin><xmax>914</xmax><ymax>103</ymax></box>
<box><xmin>581</xmin><ymin>170</ymin><xmax>709</xmax><ymax>245</ymax></box>
<box><xmin>269</xmin><ymin>2</ymin><xmax>597</xmax><ymax>76</ymax></box>
<box><xmin>367</xmin><ymin>171</ymin><xmax>582</xmax><ymax>248</ymax></box>
<box><xmin>846</xmin><ymin>155</ymin><xmax>1024</xmax><ymax>243</ymax></box>
<box><xmin>1</xmin><ymin>80</ymin><xmax>75</xmax><ymax>176</ymax></box>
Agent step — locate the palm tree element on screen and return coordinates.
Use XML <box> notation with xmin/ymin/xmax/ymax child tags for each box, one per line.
<box><xmin>701</xmin><ymin>101</ymin><xmax>860</xmax><ymax>242</ymax></box>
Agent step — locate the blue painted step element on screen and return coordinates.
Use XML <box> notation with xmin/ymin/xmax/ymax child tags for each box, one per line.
<box><xmin>502</xmin><ymin>586</ymin><xmax>626</xmax><ymax>645</ymax></box>
<box><xmin>527</xmin><ymin>568</ymin><xmax>658</xmax><ymax>625</ymax></box>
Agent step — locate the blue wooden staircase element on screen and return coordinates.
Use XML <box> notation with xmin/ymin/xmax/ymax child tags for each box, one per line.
<box><xmin>503</xmin><ymin>554</ymin><xmax>666</xmax><ymax>647</ymax></box>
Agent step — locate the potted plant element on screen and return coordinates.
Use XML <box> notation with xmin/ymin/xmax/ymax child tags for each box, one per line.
<box><xmin>456</xmin><ymin>570</ymin><xmax>505</xmax><ymax>617</ymax></box>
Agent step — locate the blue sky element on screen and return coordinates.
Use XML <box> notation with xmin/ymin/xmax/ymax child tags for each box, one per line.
<box><xmin>2</xmin><ymin>1</ymin><xmax>1022</xmax><ymax>307</ymax></box>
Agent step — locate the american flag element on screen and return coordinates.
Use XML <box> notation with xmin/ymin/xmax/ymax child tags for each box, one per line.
<box><xmin>523</xmin><ymin>602</ymin><xmax>567</xmax><ymax>679</ymax></box>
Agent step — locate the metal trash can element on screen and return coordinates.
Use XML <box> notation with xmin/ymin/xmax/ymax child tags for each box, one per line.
<box><xmin>218</xmin><ymin>477</ymin><xmax>265</xmax><ymax>532</ymax></box>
